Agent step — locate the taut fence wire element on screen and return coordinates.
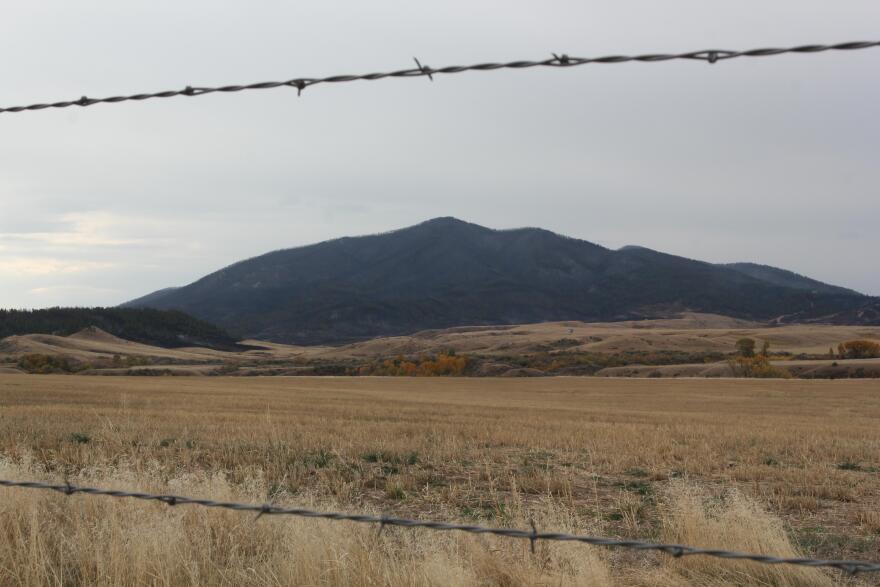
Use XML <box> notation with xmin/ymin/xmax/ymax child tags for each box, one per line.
<box><xmin>1</xmin><ymin>40</ymin><xmax>878</xmax><ymax>115</ymax></box>
<box><xmin>1</xmin><ymin>478</ymin><xmax>879</xmax><ymax>576</ymax></box>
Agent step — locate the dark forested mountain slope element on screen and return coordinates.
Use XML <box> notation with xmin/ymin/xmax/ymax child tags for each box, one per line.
<box><xmin>124</xmin><ymin>218</ymin><xmax>877</xmax><ymax>344</ymax></box>
<box><xmin>0</xmin><ymin>307</ymin><xmax>241</xmax><ymax>350</ymax></box>
<box><xmin>721</xmin><ymin>262</ymin><xmax>858</xmax><ymax>296</ymax></box>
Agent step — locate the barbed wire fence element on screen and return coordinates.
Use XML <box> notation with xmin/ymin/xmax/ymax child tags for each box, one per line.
<box><xmin>1</xmin><ymin>40</ymin><xmax>878</xmax><ymax>115</ymax></box>
<box><xmin>1</xmin><ymin>478</ymin><xmax>878</xmax><ymax>576</ymax></box>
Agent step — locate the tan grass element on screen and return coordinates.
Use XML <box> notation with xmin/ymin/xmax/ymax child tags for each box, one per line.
<box><xmin>2</xmin><ymin>374</ymin><xmax>877</xmax><ymax>585</ymax></box>
<box><xmin>0</xmin><ymin>459</ymin><xmax>614</xmax><ymax>586</ymax></box>
<box><xmin>640</xmin><ymin>483</ymin><xmax>833</xmax><ymax>586</ymax></box>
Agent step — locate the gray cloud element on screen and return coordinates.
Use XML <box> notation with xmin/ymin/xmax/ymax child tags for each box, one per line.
<box><xmin>1</xmin><ymin>0</ymin><xmax>878</xmax><ymax>308</ymax></box>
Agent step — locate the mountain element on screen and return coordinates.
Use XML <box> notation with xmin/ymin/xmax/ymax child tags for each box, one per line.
<box><xmin>124</xmin><ymin>287</ymin><xmax>181</xmax><ymax>307</ymax></box>
<box><xmin>0</xmin><ymin>307</ymin><xmax>243</xmax><ymax>350</ymax></box>
<box><xmin>124</xmin><ymin>217</ymin><xmax>878</xmax><ymax>344</ymax></box>
<box><xmin>721</xmin><ymin>263</ymin><xmax>858</xmax><ymax>296</ymax></box>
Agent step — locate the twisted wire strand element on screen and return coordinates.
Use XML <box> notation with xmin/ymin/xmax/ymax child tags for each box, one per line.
<box><xmin>1</xmin><ymin>478</ymin><xmax>878</xmax><ymax>575</ymax></box>
<box><xmin>1</xmin><ymin>40</ymin><xmax>878</xmax><ymax>114</ymax></box>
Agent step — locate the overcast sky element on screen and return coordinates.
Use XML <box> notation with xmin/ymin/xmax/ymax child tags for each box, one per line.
<box><xmin>1</xmin><ymin>1</ymin><xmax>878</xmax><ymax>309</ymax></box>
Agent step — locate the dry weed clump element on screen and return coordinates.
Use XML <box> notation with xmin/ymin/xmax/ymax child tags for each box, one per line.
<box><xmin>1</xmin><ymin>374</ymin><xmax>878</xmax><ymax>585</ymax></box>
<box><xmin>637</xmin><ymin>483</ymin><xmax>834</xmax><ymax>586</ymax></box>
<box><xmin>854</xmin><ymin>511</ymin><xmax>880</xmax><ymax>535</ymax></box>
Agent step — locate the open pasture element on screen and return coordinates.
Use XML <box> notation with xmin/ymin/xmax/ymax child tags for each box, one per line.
<box><xmin>1</xmin><ymin>374</ymin><xmax>878</xmax><ymax>585</ymax></box>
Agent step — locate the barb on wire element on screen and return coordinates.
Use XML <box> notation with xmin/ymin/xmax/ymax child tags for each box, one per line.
<box><xmin>413</xmin><ymin>57</ymin><xmax>433</xmax><ymax>81</ymax></box>
<box><xmin>0</xmin><ymin>40</ymin><xmax>878</xmax><ymax>115</ymax></box>
<box><xmin>1</xmin><ymin>478</ymin><xmax>878</xmax><ymax>575</ymax></box>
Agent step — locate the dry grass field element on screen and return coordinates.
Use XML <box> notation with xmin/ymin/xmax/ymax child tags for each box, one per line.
<box><xmin>1</xmin><ymin>374</ymin><xmax>879</xmax><ymax>585</ymax></box>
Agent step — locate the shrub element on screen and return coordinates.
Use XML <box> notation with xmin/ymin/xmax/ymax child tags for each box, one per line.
<box><xmin>358</xmin><ymin>353</ymin><xmax>468</xmax><ymax>376</ymax></box>
<box><xmin>736</xmin><ymin>338</ymin><xmax>756</xmax><ymax>357</ymax></box>
<box><xmin>729</xmin><ymin>355</ymin><xmax>791</xmax><ymax>379</ymax></box>
<box><xmin>838</xmin><ymin>340</ymin><xmax>880</xmax><ymax>359</ymax></box>
<box><xmin>16</xmin><ymin>354</ymin><xmax>86</xmax><ymax>374</ymax></box>
<box><xmin>69</xmin><ymin>432</ymin><xmax>91</xmax><ymax>444</ymax></box>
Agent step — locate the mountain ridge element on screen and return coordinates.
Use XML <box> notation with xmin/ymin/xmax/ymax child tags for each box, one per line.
<box><xmin>721</xmin><ymin>262</ymin><xmax>859</xmax><ymax>296</ymax></box>
<box><xmin>124</xmin><ymin>217</ymin><xmax>878</xmax><ymax>344</ymax></box>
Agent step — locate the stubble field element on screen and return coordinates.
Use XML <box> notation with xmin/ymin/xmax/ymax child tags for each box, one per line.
<box><xmin>1</xmin><ymin>374</ymin><xmax>878</xmax><ymax>586</ymax></box>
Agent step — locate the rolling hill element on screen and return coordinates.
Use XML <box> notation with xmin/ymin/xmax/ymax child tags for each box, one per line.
<box><xmin>124</xmin><ymin>217</ymin><xmax>879</xmax><ymax>344</ymax></box>
<box><xmin>4</xmin><ymin>313</ymin><xmax>878</xmax><ymax>379</ymax></box>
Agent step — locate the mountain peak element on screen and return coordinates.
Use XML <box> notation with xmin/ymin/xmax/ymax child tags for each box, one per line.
<box><xmin>420</xmin><ymin>216</ymin><xmax>469</xmax><ymax>226</ymax></box>
<box><xmin>409</xmin><ymin>217</ymin><xmax>490</xmax><ymax>233</ymax></box>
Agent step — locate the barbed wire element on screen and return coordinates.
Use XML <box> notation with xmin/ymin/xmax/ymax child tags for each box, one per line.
<box><xmin>1</xmin><ymin>40</ymin><xmax>878</xmax><ymax>115</ymax></box>
<box><xmin>1</xmin><ymin>478</ymin><xmax>878</xmax><ymax>575</ymax></box>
